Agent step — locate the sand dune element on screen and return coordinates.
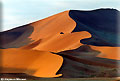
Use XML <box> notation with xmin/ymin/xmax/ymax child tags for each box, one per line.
<box><xmin>1</xmin><ymin>49</ymin><xmax>63</xmax><ymax>77</ymax></box>
<box><xmin>69</xmin><ymin>9</ymin><xmax>120</xmax><ymax>60</ymax></box>
<box><xmin>70</xmin><ymin>9</ymin><xmax>120</xmax><ymax>46</ymax></box>
<box><xmin>91</xmin><ymin>46</ymin><xmax>120</xmax><ymax>60</ymax></box>
<box><xmin>55</xmin><ymin>45</ymin><xmax>120</xmax><ymax>77</ymax></box>
<box><xmin>0</xmin><ymin>9</ymin><xmax>120</xmax><ymax>78</ymax></box>
<box><xmin>29</xmin><ymin>10</ymin><xmax>76</xmax><ymax>40</ymax></box>
<box><xmin>0</xmin><ymin>10</ymin><xmax>76</xmax><ymax>49</ymax></box>
<box><xmin>22</xmin><ymin>31</ymin><xmax>91</xmax><ymax>52</ymax></box>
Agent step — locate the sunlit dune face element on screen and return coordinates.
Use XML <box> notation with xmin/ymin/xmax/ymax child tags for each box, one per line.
<box><xmin>1</xmin><ymin>49</ymin><xmax>63</xmax><ymax>77</ymax></box>
<box><xmin>91</xmin><ymin>46</ymin><xmax>120</xmax><ymax>60</ymax></box>
<box><xmin>29</xmin><ymin>10</ymin><xmax>76</xmax><ymax>40</ymax></box>
<box><xmin>22</xmin><ymin>31</ymin><xmax>91</xmax><ymax>52</ymax></box>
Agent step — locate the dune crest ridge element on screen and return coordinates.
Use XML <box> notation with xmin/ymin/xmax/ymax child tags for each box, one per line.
<box><xmin>29</xmin><ymin>10</ymin><xmax>76</xmax><ymax>40</ymax></box>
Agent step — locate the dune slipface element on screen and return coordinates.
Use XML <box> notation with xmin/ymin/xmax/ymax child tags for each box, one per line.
<box><xmin>69</xmin><ymin>9</ymin><xmax>120</xmax><ymax>60</ymax></box>
<box><xmin>0</xmin><ymin>9</ymin><xmax>120</xmax><ymax>78</ymax></box>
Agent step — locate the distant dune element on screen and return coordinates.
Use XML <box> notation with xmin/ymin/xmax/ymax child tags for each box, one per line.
<box><xmin>0</xmin><ymin>9</ymin><xmax>120</xmax><ymax>78</ymax></box>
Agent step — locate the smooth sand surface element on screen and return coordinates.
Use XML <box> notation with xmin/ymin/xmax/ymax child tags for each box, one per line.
<box><xmin>91</xmin><ymin>46</ymin><xmax>120</xmax><ymax>60</ymax></box>
<box><xmin>29</xmin><ymin>10</ymin><xmax>76</xmax><ymax>40</ymax></box>
<box><xmin>1</xmin><ymin>49</ymin><xmax>63</xmax><ymax>77</ymax></box>
<box><xmin>22</xmin><ymin>31</ymin><xmax>91</xmax><ymax>52</ymax></box>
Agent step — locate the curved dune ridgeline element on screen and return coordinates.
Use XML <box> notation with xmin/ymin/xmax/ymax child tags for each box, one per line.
<box><xmin>69</xmin><ymin>9</ymin><xmax>120</xmax><ymax>46</ymax></box>
<box><xmin>22</xmin><ymin>31</ymin><xmax>91</xmax><ymax>52</ymax></box>
<box><xmin>69</xmin><ymin>9</ymin><xmax>120</xmax><ymax>60</ymax></box>
<box><xmin>29</xmin><ymin>10</ymin><xmax>76</xmax><ymax>40</ymax></box>
<box><xmin>0</xmin><ymin>9</ymin><xmax>120</xmax><ymax>78</ymax></box>
<box><xmin>0</xmin><ymin>10</ymin><xmax>76</xmax><ymax>49</ymax></box>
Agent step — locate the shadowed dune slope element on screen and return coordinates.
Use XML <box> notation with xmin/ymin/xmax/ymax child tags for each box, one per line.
<box><xmin>0</xmin><ymin>25</ymin><xmax>34</xmax><ymax>48</ymax></box>
<box><xmin>69</xmin><ymin>9</ymin><xmax>120</xmax><ymax>46</ymax></box>
<box><xmin>56</xmin><ymin>45</ymin><xmax>120</xmax><ymax>78</ymax></box>
<box><xmin>57</xmin><ymin>54</ymin><xmax>119</xmax><ymax>78</ymax></box>
<box><xmin>69</xmin><ymin>9</ymin><xmax>120</xmax><ymax>60</ymax></box>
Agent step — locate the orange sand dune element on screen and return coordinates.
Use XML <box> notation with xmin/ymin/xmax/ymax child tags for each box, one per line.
<box><xmin>2</xmin><ymin>9</ymin><xmax>119</xmax><ymax>60</ymax></box>
<box><xmin>1</xmin><ymin>49</ymin><xmax>63</xmax><ymax>77</ymax></box>
<box><xmin>1</xmin><ymin>10</ymin><xmax>120</xmax><ymax>78</ymax></box>
<box><xmin>29</xmin><ymin>10</ymin><xmax>76</xmax><ymax>40</ymax></box>
<box><xmin>22</xmin><ymin>31</ymin><xmax>91</xmax><ymax>52</ymax></box>
<box><xmin>1</xmin><ymin>10</ymin><xmax>76</xmax><ymax>49</ymax></box>
<box><xmin>27</xmin><ymin>10</ymin><xmax>120</xmax><ymax>60</ymax></box>
<box><xmin>91</xmin><ymin>46</ymin><xmax>120</xmax><ymax>60</ymax></box>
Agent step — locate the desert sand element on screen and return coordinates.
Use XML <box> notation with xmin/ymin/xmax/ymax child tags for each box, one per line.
<box><xmin>0</xmin><ymin>9</ymin><xmax>120</xmax><ymax>78</ymax></box>
<box><xmin>1</xmin><ymin>49</ymin><xmax>63</xmax><ymax>77</ymax></box>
